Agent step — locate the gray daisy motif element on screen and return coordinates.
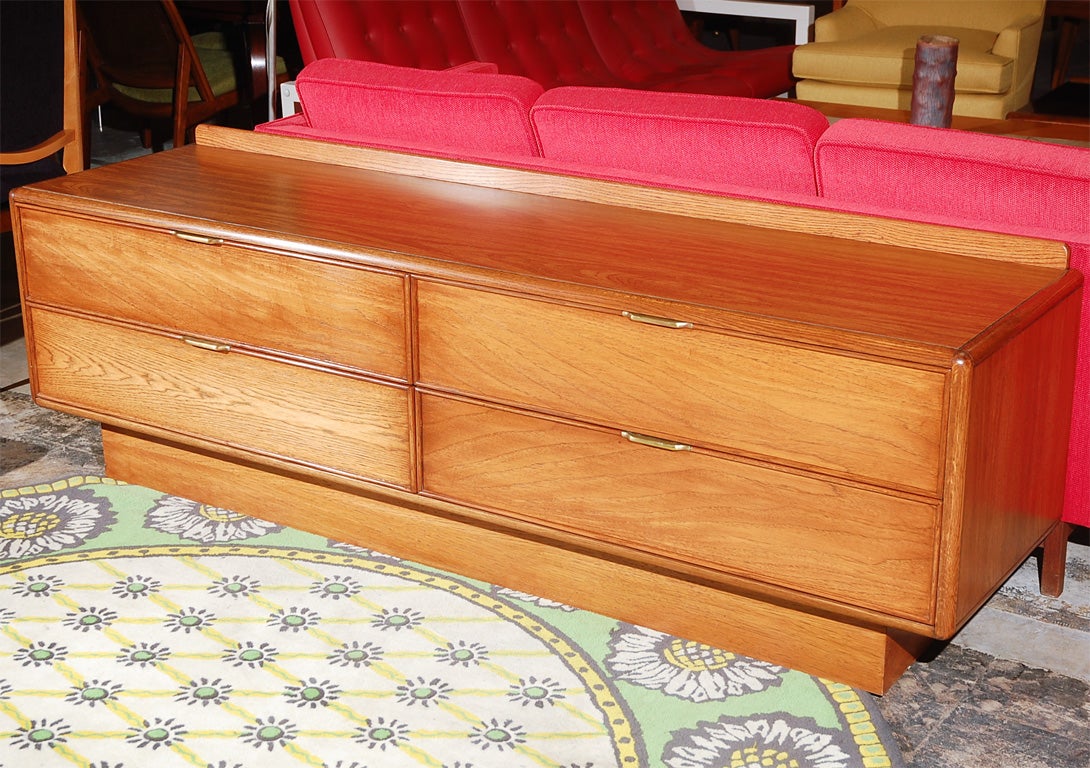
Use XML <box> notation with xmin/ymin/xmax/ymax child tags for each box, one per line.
<box><xmin>0</xmin><ymin>486</ymin><xmax>113</xmax><ymax>559</ymax></box>
<box><xmin>175</xmin><ymin>677</ymin><xmax>233</xmax><ymax>706</ymax></box>
<box><xmin>111</xmin><ymin>574</ymin><xmax>162</xmax><ymax>599</ymax></box>
<box><xmin>327</xmin><ymin>640</ymin><xmax>384</xmax><ymax>668</ymax></box>
<box><xmin>11</xmin><ymin>717</ymin><xmax>70</xmax><ymax>751</ymax></box>
<box><xmin>371</xmin><ymin>606</ymin><xmax>423</xmax><ymax>631</ymax></box>
<box><xmin>241</xmin><ymin>716</ymin><xmax>298</xmax><ymax>751</ymax></box>
<box><xmin>125</xmin><ymin>717</ymin><xmax>187</xmax><ymax>750</ymax></box>
<box><xmin>145</xmin><ymin>495</ymin><xmax>281</xmax><ymax>542</ymax></box>
<box><xmin>607</xmin><ymin>624</ymin><xmax>785</xmax><ymax>702</ymax></box>
<box><xmin>662</xmin><ymin>715</ymin><xmax>852</xmax><ymax>768</ymax></box>
<box><xmin>11</xmin><ymin>573</ymin><xmax>64</xmax><ymax>598</ymax></box>
<box><xmin>224</xmin><ymin>641</ymin><xmax>278</xmax><ymax>668</ymax></box>
<box><xmin>208</xmin><ymin>574</ymin><xmax>261</xmax><ymax>598</ymax></box>
<box><xmin>117</xmin><ymin>641</ymin><xmax>172</xmax><ymax>667</ymax></box>
<box><xmin>65</xmin><ymin>679</ymin><xmax>123</xmax><ymax>707</ymax></box>
<box><xmin>469</xmin><ymin>718</ymin><xmax>527</xmax><ymax>752</ymax></box>
<box><xmin>354</xmin><ymin>716</ymin><xmax>410</xmax><ymax>750</ymax></box>
<box><xmin>62</xmin><ymin>606</ymin><xmax>118</xmax><ymax>633</ymax></box>
<box><xmin>15</xmin><ymin>640</ymin><xmax>68</xmax><ymax>667</ymax></box>
<box><xmin>507</xmin><ymin>676</ymin><xmax>566</xmax><ymax>708</ymax></box>
<box><xmin>435</xmin><ymin>640</ymin><xmax>489</xmax><ymax>667</ymax></box>
<box><xmin>396</xmin><ymin>676</ymin><xmax>453</xmax><ymax>707</ymax></box>
<box><xmin>284</xmin><ymin>678</ymin><xmax>342</xmax><ymax>708</ymax></box>
<box><xmin>267</xmin><ymin>606</ymin><xmax>321</xmax><ymax>632</ymax></box>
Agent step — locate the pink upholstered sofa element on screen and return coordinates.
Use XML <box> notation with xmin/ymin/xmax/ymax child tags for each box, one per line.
<box><xmin>257</xmin><ymin>58</ymin><xmax>1090</xmax><ymax>535</ymax></box>
<box><xmin>287</xmin><ymin>0</ymin><xmax>796</xmax><ymax>97</ymax></box>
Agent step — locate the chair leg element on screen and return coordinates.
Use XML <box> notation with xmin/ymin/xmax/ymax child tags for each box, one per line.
<box><xmin>1039</xmin><ymin>521</ymin><xmax>1072</xmax><ymax>597</ymax></box>
<box><xmin>172</xmin><ymin>43</ymin><xmax>191</xmax><ymax>149</ymax></box>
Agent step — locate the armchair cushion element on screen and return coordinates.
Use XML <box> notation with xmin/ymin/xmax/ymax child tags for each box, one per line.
<box><xmin>793</xmin><ymin>26</ymin><xmax>1011</xmax><ymax>93</ymax></box>
<box><xmin>792</xmin><ymin>0</ymin><xmax>1046</xmax><ymax>118</ymax></box>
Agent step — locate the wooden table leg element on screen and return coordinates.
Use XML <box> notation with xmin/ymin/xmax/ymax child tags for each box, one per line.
<box><xmin>1040</xmin><ymin>521</ymin><xmax>1073</xmax><ymax>596</ymax></box>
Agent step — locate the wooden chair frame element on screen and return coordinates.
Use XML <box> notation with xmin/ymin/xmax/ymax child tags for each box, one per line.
<box><xmin>79</xmin><ymin>0</ymin><xmax>241</xmax><ymax>152</ymax></box>
<box><xmin>0</xmin><ymin>0</ymin><xmax>84</xmax><ymax>231</ymax></box>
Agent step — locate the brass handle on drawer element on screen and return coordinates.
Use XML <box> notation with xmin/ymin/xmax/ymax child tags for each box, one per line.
<box><xmin>173</xmin><ymin>231</ymin><xmax>224</xmax><ymax>246</ymax></box>
<box><xmin>622</xmin><ymin>310</ymin><xmax>692</xmax><ymax>329</ymax></box>
<box><xmin>183</xmin><ymin>337</ymin><xmax>231</xmax><ymax>353</ymax></box>
<box><xmin>621</xmin><ymin>430</ymin><xmax>692</xmax><ymax>452</ymax></box>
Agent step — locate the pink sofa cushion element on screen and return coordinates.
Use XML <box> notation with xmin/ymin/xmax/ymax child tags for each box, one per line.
<box><xmin>531</xmin><ymin>87</ymin><xmax>828</xmax><ymax>193</ymax></box>
<box><xmin>815</xmin><ymin>119</ymin><xmax>1090</xmax><ymax>234</ymax></box>
<box><xmin>285</xmin><ymin>58</ymin><xmax>544</xmax><ymax>159</ymax></box>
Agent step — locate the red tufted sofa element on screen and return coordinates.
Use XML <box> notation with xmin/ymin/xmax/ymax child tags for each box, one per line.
<box><xmin>257</xmin><ymin>58</ymin><xmax>1090</xmax><ymax>537</ymax></box>
<box><xmin>287</xmin><ymin>0</ymin><xmax>797</xmax><ymax>97</ymax></box>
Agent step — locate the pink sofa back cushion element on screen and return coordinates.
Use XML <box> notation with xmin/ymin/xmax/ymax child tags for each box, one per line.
<box><xmin>531</xmin><ymin>87</ymin><xmax>828</xmax><ymax>193</ymax></box>
<box><xmin>292</xmin><ymin>58</ymin><xmax>544</xmax><ymax>158</ymax></box>
<box><xmin>815</xmin><ymin>119</ymin><xmax>1090</xmax><ymax>234</ymax></box>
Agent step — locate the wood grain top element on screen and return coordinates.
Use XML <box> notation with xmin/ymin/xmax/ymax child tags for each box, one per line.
<box><xmin>13</xmin><ymin>144</ymin><xmax>1077</xmax><ymax>356</ymax></box>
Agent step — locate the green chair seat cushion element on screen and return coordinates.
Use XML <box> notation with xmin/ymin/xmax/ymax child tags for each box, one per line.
<box><xmin>113</xmin><ymin>35</ymin><xmax>287</xmax><ymax>104</ymax></box>
<box><xmin>792</xmin><ymin>26</ymin><xmax>1013</xmax><ymax>94</ymax></box>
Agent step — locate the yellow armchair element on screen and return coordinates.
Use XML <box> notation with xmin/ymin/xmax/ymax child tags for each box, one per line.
<box><xmin>792</xmin><ymin>1</ymin><xmax>1046</xmax><ymax>118</ymax></box>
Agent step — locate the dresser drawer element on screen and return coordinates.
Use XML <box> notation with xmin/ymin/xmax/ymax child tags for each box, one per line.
<box><xmin>29</xmin><ymin>308</ymin><xmax>412</xmax><ymax>488</ymax></box>
<box><xmin>416</xmin><ymin>282</ymin><xmax>947</xmax><ymax>493</ymax></box>
<box><xmin>18</xmin><ymin>210</ymin><xmax>407</xmax><ymax>379</ymax></box>
<box><xmin>420</xmin><ymin>395</ymin><xmax>938</xmax><ymax>621</ymax></box>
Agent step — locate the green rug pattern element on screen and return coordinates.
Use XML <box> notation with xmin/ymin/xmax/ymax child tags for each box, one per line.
<box><xmin>0</xmin><ymin>476</ymin><xmax>904</xmax><ymax>767</ymax></box>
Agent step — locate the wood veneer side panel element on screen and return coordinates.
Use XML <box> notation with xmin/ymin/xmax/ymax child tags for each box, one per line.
<box><xmin>950</xmin><ymin>285</ymin><xmax>1082</xmax><ymax>632</ymax></box>
<box><xmin>100</xmin><ymin>426</ymin><xmax>919</xmax><ymax>693</ymax></box>
<box><xmin>194</xmin><ymin>126</ymin><xmax>1068</xmax><ymax>269</ymax></box>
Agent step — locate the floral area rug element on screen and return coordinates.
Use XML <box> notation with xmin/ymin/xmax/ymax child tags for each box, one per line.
<box><xmin>0</xmin><ymin>475</ymin><xmax>905</xmax><ymax>768</ymax></box>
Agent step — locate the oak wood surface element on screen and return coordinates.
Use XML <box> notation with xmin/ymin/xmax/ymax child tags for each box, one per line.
<box><xmin>19</xmin><ymin>209</ymin><xmax>409</xmax><ymax>380</ymax></box>
<box><xmin>420</xmin><ymin>394</ymin><xmax>939</xmax><ymax>622</ymax></box>
<box><xmin>30</xmin><ymin>307</ymin><xmax>413</xmax><ymax>488</ymax></box>
<box><xmin>416</xmin><ymin>280</ymin><xmax>948</xmax><ymax>493</ymax></box>
<box><xmin>11</xmin><ymin>146</ymin><xmax>1066</xmax><ymax>357</ymax></box>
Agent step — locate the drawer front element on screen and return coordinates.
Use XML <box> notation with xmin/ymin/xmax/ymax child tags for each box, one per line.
<box><xmin>30</xmin><ymin>308</ymin><xmax>412</xmax><ymax>488</ymax></box>
<box><xmin>18</xmin><ymin>210</ymin><xmax>407</xmax><ymax>379</ymax></box>
<box><xmin>421</xmin><ymin>395</ymin><xmax>938</xmax><ymax>622</ymax></box>
<box><xmin>416</xmin><ymin>282</ymin><xmax>947</xmax><ymax>493</ymax></box>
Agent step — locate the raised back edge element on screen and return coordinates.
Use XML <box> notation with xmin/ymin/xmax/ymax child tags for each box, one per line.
<box><xmin>196</xmin><ymin>125</ymin><xmax>1070</xmax><ymax>269</ymax></box>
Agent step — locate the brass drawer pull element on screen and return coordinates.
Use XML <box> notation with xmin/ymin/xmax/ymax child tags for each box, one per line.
<box><xmin>621</xmin><ymin>430</ymin><xmax>692</xmax><ymax>452</ymax></box>
<box><xmin>183</xmin><ymin>337</ymin><xmax>231</xmax><ymax>353</ymax></box>
<box><xmin>173</xmin><ymin>231</ymin><xmax>224</xmax><ymax>246</ymax></box>
<box><xmin>622</xmin><ymin>310</ymin><xmax>692</xmax><ymax>329</ymax></box>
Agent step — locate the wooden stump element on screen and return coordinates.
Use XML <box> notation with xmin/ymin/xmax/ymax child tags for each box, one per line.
<box><xmin>911</xmin><ymin>35</ymin><xmax>958</xmax><ymax>128</ymax></box>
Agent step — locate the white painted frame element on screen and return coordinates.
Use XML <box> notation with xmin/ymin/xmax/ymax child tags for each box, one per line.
<box><xmin>676</xmin><ymin>0</ymin><xmax>815</xmax><ymax>44</ymax></box>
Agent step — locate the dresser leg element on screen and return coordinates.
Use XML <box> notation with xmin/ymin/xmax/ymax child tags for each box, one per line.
<box><xmin>1039</xmin><ymin>522</ymin><xmax>1072</xmax><ymax>597</ymax></box>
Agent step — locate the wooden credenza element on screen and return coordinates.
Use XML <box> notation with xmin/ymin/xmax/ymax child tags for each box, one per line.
<box><xmin>12</xmin><ymin>132</ymin><xmax>1081</xmax><ymax>693</ymax></box>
